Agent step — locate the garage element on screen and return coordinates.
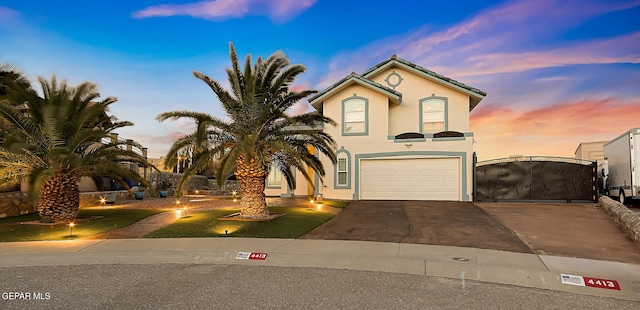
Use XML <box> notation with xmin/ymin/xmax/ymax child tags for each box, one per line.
<box><xmin>360</xmin><ymin>157</ymin><xmax>460</xmax><ymax>200</ymax></box>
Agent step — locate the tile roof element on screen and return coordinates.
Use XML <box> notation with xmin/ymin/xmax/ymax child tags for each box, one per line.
<box><xmin>362</xmin><ymin>55</ymin><xmax>487</xmax><ymax>97</ymax></box>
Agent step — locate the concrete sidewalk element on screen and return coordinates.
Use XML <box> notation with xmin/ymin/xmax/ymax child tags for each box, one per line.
<box><xmin>0</xmin><ymin>238</ymin><xmax>639</xmax><ymax>301</ymax></box>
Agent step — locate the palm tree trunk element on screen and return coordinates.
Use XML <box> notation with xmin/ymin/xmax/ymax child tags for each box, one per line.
<box><xmin>236</xmin><ymin>156</ymin><xmax>269</xmax><ymax>218</ymax></box>
<box><xmin>37</xmin><ymin>172</ymin><xmax>80</xmax><ymax>222</ymax></box>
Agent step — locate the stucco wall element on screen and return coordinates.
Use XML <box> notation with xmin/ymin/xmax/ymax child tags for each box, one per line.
<box><xmin>317</xmin><ymin>81</ymin><xmax>475</xmax><ymax>201</ymax></box>
<box><xmin>264</xmin><ymin>169</ymin><xmax>315</xmax><ymax>198</ymax></box>
<box><xmin>0</xmin><ymin>192</ymin><xmax>36</xmax><ymax>218</ymax></box>
<box><xmin>575</xmin><ymin>141</ymin><xmax>606</xmax><ymax>161</ymax></box>
<box><xmin>368</xmin><ymin>67</ymin><xmax>471</xmax><ymax>135</ymax></box>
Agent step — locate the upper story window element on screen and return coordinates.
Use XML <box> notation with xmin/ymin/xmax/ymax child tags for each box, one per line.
<box><xmin>419</xmin><ymin>96</ymin><xmax>448</xmax><ymax>134</ymax></box>
<box><xmin>342</xmin><ymin>95</ymin><xmax>368</xmax><ymax>136</ymax></box>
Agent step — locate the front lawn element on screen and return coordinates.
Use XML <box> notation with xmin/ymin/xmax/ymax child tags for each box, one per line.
<box><xmin>0</xmin><ymin>209</ymin><xmax>164</xmax><ymax>242</ymax></box>
<box><xmin>145</xmin><ymin>206</ymin><xmax>334</xmax><ymax>239</ymax></box>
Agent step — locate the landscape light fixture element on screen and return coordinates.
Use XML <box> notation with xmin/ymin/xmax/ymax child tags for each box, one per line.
<box><xmin>183</xmin><ymin>205</ymin><xmax>188</xmax><ymax>216</ymax></box>
<box><xmin>68</xmin><ymin>222</ymin><xmax>75</xmax><ymax>236</ymax></box>
<box><xmin>309</xmin><ymin>199</ymin><xmax>315</xmax><ymax>210</ymax></box>
<box><xmin>225</xmin><ymin>229</ymin><xmax>228</xmax><ymax>236</ymax></box>
<box><xmin>99</xmin><ymin>197</ymin><xmax>106</xmax><ymax>208</ymax></box>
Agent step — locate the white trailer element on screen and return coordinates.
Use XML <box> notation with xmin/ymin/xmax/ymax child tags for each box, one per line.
<box><xmin>603</xmin><ymin>128</ymin><xmax>640</xmax><ymax>203</ymax></box>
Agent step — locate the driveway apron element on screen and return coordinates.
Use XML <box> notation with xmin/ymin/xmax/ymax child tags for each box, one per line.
<box><xmin>302</xmin><ymin>200</ymin><xmax>533</xmax><ymax>253</ymax></box>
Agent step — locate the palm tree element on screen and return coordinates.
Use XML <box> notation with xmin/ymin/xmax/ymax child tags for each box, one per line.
<box><xmin>0</xmin><ymin>60</ymin><xmax>34</xmax><ymax>107</ymax></box>
<box><xmin>158</xmin><ymin>43</ymin><xmax>336</xmax><ymax>219</ymax></box>
<box><xmin>0</xmin><ymin>72</ymin><xmax>155</xmax><ymax>222</ymax></box>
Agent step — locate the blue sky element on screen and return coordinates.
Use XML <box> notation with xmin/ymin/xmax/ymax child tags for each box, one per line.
<box><xmin>1</xmin><ymin>0</ymin><xmax>639</xmax><ymax>160</ymax></box>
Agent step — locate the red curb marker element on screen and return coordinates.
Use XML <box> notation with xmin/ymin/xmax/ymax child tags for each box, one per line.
<box><xmin>235</xmin><ymin>252</ymin><xmax>269</xmax><ymax>261</ymax></box>
<box><xmin>248</xmin><ymin>252</ymin><xmax>269</xmax><ymax>260</ymax></box>
<box><xmin>583</xmin><ymin>277</ymin><xmax>620</xmax><ymax>290</ymax></box>
<box><xmin>560</xmin><ymin>274</ymin><xmax>620</xmax><ymax>290</ymax></box>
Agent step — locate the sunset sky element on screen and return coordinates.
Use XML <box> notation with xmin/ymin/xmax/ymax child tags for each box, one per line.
<box><xmin>1</xmin><ymin>0</ymin><xmax>638</xmax><ymax>161</ymax></box>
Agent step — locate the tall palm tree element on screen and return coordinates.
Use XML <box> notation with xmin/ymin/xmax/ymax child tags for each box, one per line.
<box><xmin>0</xmin><ymin>73</ymin><xmax>154</xmax><ymax>222</ymax></box>
<box><xmin>158</xmin><ymin>43</ymin><xmax>336</xmax><ymax>219</ymax></box>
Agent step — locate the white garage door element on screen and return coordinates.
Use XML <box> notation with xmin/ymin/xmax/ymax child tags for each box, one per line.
<box><xmin>360</xmin><ymin>158</ymin><xmax>460</xmax><ymax>201</ymax></box>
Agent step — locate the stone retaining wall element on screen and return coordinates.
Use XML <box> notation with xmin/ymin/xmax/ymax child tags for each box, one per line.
<box><xmin>0</xmin><ymin>192</ymin><xmax>36</xmax><ymax>218</ymax></box>
<box><xmin>0</xmin><ymin>179</ymin><xmax>242</xmax><ymax>218</ymax></box>
<box><xmin>597</xmin><ymin>196</ymin><xmax>640</xmax><ymax>246</ymax></box>
<box><xmin>208</xmin><ymin>180</ymin><xmax>240</xmax><ymax>191</ymax></box>
<box><xmin>149</xmin><ymin>172</ymin><xmax>210</xmax><ymax>191</ymax></box>
<box><xmin>79</xmin><ymin>190</ymin><xmax>132</xmax><ymax>208</ymax></box>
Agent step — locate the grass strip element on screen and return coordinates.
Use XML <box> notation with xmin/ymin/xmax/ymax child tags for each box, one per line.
<box><xmin>145</xmin><ymin>206</ymin><xmax>334</xmax><ymax>239</ymax></box>
<box><xmin>0</xmin><ymin>209</ymin><xmax>164</xmax><ymax>242</ymax></box>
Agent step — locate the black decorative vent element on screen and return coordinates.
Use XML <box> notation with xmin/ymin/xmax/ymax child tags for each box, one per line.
<box><xmin>433</xmin><ymin>131</ymin><xmax>464</xmax><ymax>138</ymax></box>
<box><xmin>394</xmin><ymin>132</ymin><xmax>424</xmax><ymax>139</ymax></box>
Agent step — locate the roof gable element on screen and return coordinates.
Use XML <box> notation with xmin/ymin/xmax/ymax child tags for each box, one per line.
<box><xmin>309</xmin><ymin>73</ymin><xmax>402</xmax><ymax>112</ymax></box>
<box><xmin>362</xmin><ymin>56</ymin><xmax>486</xmax><ymax>110</ymax></box>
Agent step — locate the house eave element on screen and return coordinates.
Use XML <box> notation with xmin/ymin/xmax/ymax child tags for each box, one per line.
<box><xmin>310</xmin><ymin>74</ymin><xmax>402</xmax><ymax>112</ymax></box>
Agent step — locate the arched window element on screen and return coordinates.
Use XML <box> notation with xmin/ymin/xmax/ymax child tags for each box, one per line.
<box><xmin>419</xmin><ymin>96</ymin><xmax>448</xmax><ymax>134</ymax></box>
<box><xmin>334</xmin><ymin>147</ymin><xmax>351</xmax><ymax>189</ymax></box>
<box><xmin>342</xmin><ymin>95</ymin><xmax>368</xmax><ymax>136</ymax></box>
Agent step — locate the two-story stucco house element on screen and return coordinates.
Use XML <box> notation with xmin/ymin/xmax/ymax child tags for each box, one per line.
<box><xmin>265</xmin><ymin>55</ymin><xmax>486</xmax><ymax>202</ymax></box>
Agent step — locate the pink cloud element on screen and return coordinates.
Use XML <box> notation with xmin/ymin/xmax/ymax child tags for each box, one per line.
<box><xmin>318</xmin><ymin>0</ymin><xmax>640</xmax><ymax>85</ymax></box>
<box><xmin>471</xmin><ymin>98</ymin><xmax>640</xmax><ymax>160</ymax></box>
<box><xmin>132</xmin><ymin>0</ymin><xmax>316</xmax><ymax>23</ymax></box>
<box><xmin>449</xmin><ymin>32</ymin><xmax>640</xmax><ymax>78</ymax></box>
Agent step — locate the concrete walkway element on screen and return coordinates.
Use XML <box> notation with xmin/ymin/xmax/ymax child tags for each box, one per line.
<box><xmin>0</xmin><ymin>238</ymin><xmax>639</xmax><ymax>301</ymax></box>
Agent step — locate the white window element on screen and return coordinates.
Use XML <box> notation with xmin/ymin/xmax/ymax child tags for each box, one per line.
<box><xmin>422</xmin><ymin>99</ymin><xmax>445</xmax><ymax>133</ymax></box>
<box><xmin>334</xmin><ymin>148</ymin><xmax>351</xmax><ymax>189</ymax></box>
<box><xmin>267</xmin><ymin>168</ymin><xmax>282</xmax><ymax>188</ymax></box>
<box><xmin>343</xmin><ymin>97</ymin><xmax>367</xmax><ymax>135</ymax></box>
<box><xmin>337</xmin><ymin>158</ymin><xmax>348</xmax><ymax>186</ymax></box>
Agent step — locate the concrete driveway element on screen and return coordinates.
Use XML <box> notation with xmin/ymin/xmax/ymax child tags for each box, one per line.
<box><xmin>476</xmin><ymin>202</ymin><xmax>640</xmax><ymax>264</ymax></box>
<box><xmin>301</xmin><ymin>200</ymin><xmax>533</xmax><ymax>253</ymax></box>
<box><xmin>302</xmin><ymin>200</ymin><xmax>640</xmax><ymax>264</ymax></box>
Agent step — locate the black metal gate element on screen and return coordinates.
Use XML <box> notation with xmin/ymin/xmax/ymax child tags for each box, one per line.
<box><xmin>474</xmin><ymin>156</ymin><xmax>597</xmax><ymax>202</ymax></box>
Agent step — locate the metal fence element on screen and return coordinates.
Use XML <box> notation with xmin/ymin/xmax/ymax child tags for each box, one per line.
<box><xmin>475</xmin><ymin>157</ymin><xmax>597</xmax><ymax>202</ymax></box>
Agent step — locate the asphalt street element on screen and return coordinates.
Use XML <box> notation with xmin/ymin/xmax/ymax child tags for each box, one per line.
<box><xmin>1</xmin><ymin>264</ymin><xmax>638</xmax><ymax>309</ymax></box>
